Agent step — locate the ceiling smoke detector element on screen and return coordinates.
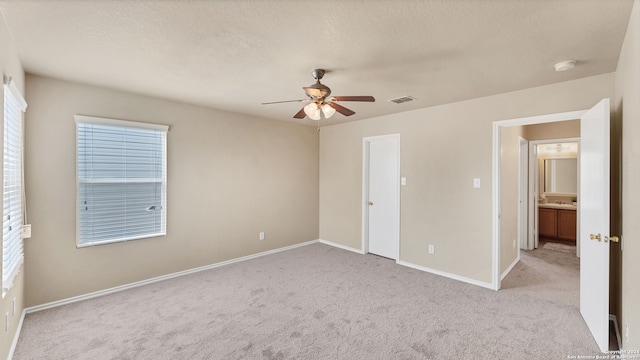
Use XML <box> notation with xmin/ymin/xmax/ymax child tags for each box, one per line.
<box><xmin>554</xmin><ymin>60</ymin><xmax>576</xmax><ymax>72</ymax></box>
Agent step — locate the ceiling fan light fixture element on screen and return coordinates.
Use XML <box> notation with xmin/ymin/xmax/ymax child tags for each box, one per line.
<box><xmin>321</xmin><ymin>103</ymin><xmax>336</xmax><ymax>118</ymax></box>
<box><xmin>304</xmin><ymin>102</ymin><xmax>321</xmax><ymax>120</ymax></box>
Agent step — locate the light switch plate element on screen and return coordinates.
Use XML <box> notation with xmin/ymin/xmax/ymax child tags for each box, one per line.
<box><xmin>473</xmin><ymin>178</ymin><xmax>481</xmax><ymax>188</ymax></box>
<box><xmin>401</xmin><ymin>177</ymin><xmax>407</xmax><ymax>186</ymax></box>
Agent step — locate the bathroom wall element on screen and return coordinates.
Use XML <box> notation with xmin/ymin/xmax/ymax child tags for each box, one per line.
<box><xmin>523</xmin><ymin>122</ymin><xmax>580</xmax><ymax>204</ymax></box>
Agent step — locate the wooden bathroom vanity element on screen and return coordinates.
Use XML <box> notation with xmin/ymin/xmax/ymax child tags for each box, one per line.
<box><xmin>538</xmin><ymin>204</ymin><xmax>577</xmax><ymax>245</ymax></box>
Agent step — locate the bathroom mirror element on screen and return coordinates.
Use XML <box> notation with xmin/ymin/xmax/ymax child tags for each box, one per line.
<box><xmin>543</xmin><ymin>158</ymin><xmax>577</xmax><ymax>193</ymax></box>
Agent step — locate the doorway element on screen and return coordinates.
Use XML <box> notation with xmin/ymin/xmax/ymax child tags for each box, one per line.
<box><xmin>493</xmin><ymin>110</ymin><xmax>585</xmax><ymax>287</ymax></box>
<box><xmin>529</xmin><ymin>138</ymin><xmax>580</xmax><ymax>254</ymax></box>
<box><xmin>362</xmin><ymin>134</ymin><xmax>400</xmax><ymax>260</ymax></box>
<box><xmin>492</xmin><ymin>99</ymin><xmax>612</xmax><ymax>352</ymax></box>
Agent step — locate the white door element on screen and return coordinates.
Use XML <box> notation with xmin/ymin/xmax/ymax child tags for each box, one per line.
<box><xmin>518</xmin><ymin>137</ymin><xmax>529</xmax><ymax>250</ymax></box>
<box><xmin>528</xmin><ymin>142</ymin><xmax>539</xmax><ymax>250</ymax></box>
<box><xmin>579</xmin><ymin>98</ymin><xmax>610</xmax><ymax>352</ymax></box>
<box><xmin>365</xmin><ymin>135</ymin><xmax>400</xmax><ymax>259</ymax></box>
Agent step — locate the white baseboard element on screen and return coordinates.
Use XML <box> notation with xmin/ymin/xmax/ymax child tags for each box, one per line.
<box><xmin>26</xmin><ymin>240</ymin><xmax>319</xmax><ymax>314</ymax></box>
<box><xmin>8</xmin><ymin>309</ymin><xmax>26</xmax><ymax>360</ymax></box>
<box><xmin>397</xmin><ymin>260</ymin><xmax>494</xmax><ymax>290</ymax></box>
<box><xmin>501</xmin><ymin>255</ymin><xmax>520</xmax><ymax>281</ymax></box>
<box><xmin>319</xmin><ymin>240</ymin><xmax>492</xmax><ymax>290</ymax></box>
<box><xmin>318</xmin><ymin>239</ymin><xmax>365</xmax><ymax>254</ymax></box>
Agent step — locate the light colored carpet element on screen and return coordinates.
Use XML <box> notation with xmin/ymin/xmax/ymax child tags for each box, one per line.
<box><xmin>542</xmin><ymin>241</ymin><xmax>578</xmax><ymax>254</ymax></box>
<box><xmin>13</xmin><ymin>243</ymin><xmax>600</xmax><ymax>359</ymax></box>
<box><xmin>502</xmin><ymin>242</ymin><xmax>580</xmax><ymax>308</ymax></box>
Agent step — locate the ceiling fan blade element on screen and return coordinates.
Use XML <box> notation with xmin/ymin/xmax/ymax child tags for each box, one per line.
<box><xmin>262</xmin><ymin>99</ymin><xmax>310</xmax><ymax>105</ymax></box>
<box><xmin>328</xmin><ymin>102</ymin><xmax>355</xmax><ymax>116</ymax></box>
<box><xmin>293</xmin><ymin>107</ymin><xmax>307</xmax><ymax>119</ymax></box>
<box><xmin>329</xmin><ymin>96</ymin><xmax>375</xmax><ymax>102</ymax></box>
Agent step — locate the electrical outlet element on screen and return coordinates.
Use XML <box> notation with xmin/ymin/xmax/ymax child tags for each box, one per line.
<box><xmin>428</xmin><ymin>245</ymin><xmax>435</xmax><ymax>254</ymax></box>
<box><xmin>259</xmin><ymin>232</ymin><xmax>265</xmax><ymax>241</ymax></box>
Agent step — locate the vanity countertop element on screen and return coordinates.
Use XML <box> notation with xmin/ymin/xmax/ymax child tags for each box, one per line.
<box><xmin>538</xmin><ymin>203</ymin><xmax>577</xmax><ymax>210</ymax></box>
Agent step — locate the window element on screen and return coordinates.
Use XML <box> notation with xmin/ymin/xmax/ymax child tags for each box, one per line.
<box><xmin>3</xmin><ymin>79</ymin><xmax>27</xmax><ymax>296</ymax></box>
<box><xmin>75</xmin><ymin>115</ymin><xmax>168</xmax><ymax>247</ymax></box>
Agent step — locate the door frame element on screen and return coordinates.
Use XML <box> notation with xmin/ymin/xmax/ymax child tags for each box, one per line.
<box><xmin>518</xmin><ymin>136</ymin><xmax>529</xmax><ymax>251</ymax></box>
<box><xmin>528</xmin><ymin>137</ymin><xmax>581</xmax><ymax>254</ymax></box>
<box><xmin>361</xmin><ymin>133</ymin><xmax>401</xmax><ymax>259</ymax></box>
<box><xmin>492</xmin><ymin>110</ymin><xmax>586</xmax><ymax>290</ymax></box>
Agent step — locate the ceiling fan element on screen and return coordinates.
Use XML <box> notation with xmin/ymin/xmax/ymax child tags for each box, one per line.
<box><xmin>262</xmin><ymin>69</ymin><xmax>375</xmax><ymax>120</ymax></box>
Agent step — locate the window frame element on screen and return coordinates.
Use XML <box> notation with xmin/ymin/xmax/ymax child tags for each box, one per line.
<box><xmin>74</xmin><ymin>115</ymin><xmax>168</xmax><ymax>248</ymax></box>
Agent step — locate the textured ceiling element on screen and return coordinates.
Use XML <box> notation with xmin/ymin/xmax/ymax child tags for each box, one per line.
<box><xmin>0</xmin><ymin>0</ymin><xmax>634</xmax><ymax>126</ymax></box>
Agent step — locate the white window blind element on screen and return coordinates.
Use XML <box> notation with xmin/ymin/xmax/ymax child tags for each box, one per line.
<box><xmin>75</xmin><ymin>115</ymin><xmax>168</xmax><ymax>247</ymax></box>
<box><xmin>3</xmin><ymin>80</ymin><xmax>27</xmax><ymax>296</ymax></box>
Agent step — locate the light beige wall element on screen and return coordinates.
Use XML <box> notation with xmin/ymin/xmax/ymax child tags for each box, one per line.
<box><xmin>500</xmin><ymin>126</ymin><xmax>523</xmax><ymax>275</ymax></box>
<box><xmin>523</xmin><ymin>120</ymin><xmax>580</xmax><ymax>141</ymax></box>
<box><xmin>615</xmin><ymin>0</ymin><xmax>640</xmax><ymax>349</ymax></box>
<box><xmin>24</xmin><ymin>75</ymin><xmax>319</xmax><ymax>307</ymax></box>
<box><xmin>320</xmin><ymin>73</ymin><xmax>614</xmax><ymax>284</ymax></box>
<box><xmin>0</xmin><ymin>11</ymin><xmax>25</xmax><ymax>360</ymax></box>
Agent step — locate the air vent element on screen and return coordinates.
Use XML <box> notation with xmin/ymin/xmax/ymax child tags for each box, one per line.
<box><xmin>388</xmin><ymin>96</ymin><xmax>416</xmax><ymax>104</ymax></box>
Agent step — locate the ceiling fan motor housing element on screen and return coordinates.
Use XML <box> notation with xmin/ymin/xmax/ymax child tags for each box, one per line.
<box><xmin>303</xmin><ymin>69</ymin><xmax>331</xmax><ymax>99</ymax></box>
<box><xmin>304</xmin><ymin>82</ymin><xmax>331</xmax><ymax>99</ymax></box>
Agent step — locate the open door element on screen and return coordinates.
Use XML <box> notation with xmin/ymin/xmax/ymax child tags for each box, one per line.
<box><xmin>579</xmin><ymin>98</ymin><xmax>610</xmax><ymax>352</ymax></box>
<box><xmin>518</xmin><ymin>137</ymin><xmax>529</xmax><ymax>250</ymax></box>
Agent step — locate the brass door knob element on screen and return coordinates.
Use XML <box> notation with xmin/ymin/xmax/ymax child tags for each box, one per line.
<box><xmin>607</xmin><ymin>236</ymin><xmax>620</xmax><ymax>243</ymax></box>
<box><xmin>368</xmin><ymin>201</ymin><xmax>374</xmax><ymax>206</ymax></box>
<box><xmin>590</xmin><ymin>233</ymin><xmax>602</xmax><ymax>241</ymax></box>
